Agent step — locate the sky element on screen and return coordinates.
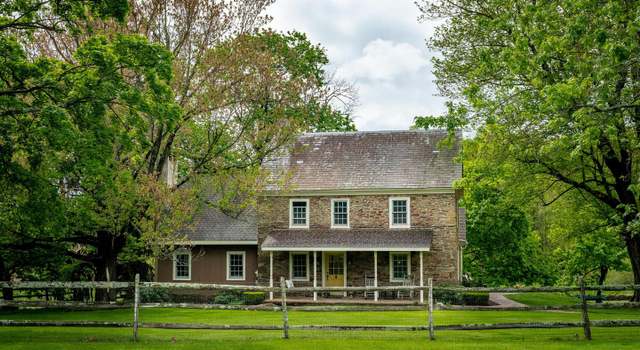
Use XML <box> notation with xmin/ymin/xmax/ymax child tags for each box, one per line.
<box><xmin>267</xmin><ymin>0</ymin><xmax>447</xmax><ymax>131</ymax></box>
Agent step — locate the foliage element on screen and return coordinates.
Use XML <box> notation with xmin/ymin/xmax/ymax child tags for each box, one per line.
<box><xmin>461</xmin><ymin>292</ymin><xmax>490</xmax><ymax>306</ymax></box>
<box><xmin>213</xmin><ymin>291</ymin><xmax>243</xmax><ymax>305</ymax></box>
<box><xmin>139</xmin><ymin>287</ymin><xmax>171</xmax><ymax>303</ymax></box>
<box><xmin>242</xmin><ymin>292</ymin><xmax>266</xmax><ymax>305</ymax></box>
<box><xmin>417</xmin><ymin>0</ymin><xmax>640</xmax><ymax>299</ymax></box>
<box><xmin>0</xmin><ymin>0</ymin><xmax>357</xmax><ymax>296</ymax></box>
<box><xmin>456</xmin><ymin>133</ymin><xmax>555</xmax><ymax>286</ymax></box>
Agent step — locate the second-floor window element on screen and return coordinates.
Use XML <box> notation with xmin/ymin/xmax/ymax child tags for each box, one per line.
<box><xmin>389</xmin><ymin>197</ymin><xmax>410</xmax><ymax>228</ymax></box>
<box><xmin>331</xmin><ymin>199</ymin><xmax>349</xmax><ymax>228</ymax></box>
<box><xmin>290</xmin><ymin>199</ymin><xmax>309</xmax><ymax>228</ymax></box>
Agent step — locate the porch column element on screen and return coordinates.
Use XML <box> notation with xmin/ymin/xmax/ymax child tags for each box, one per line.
<box><xmin>269</xmin><ymin>251</ymin><xmax>274</xmax><ymax>301</ymax></box>
<box><xmin>374</xmin><ymin>251</ymin><xmax>378</xmax><ymax>302</ymax></box>
<box><xmin>313</xmin><ymin>251</ymin><xmax>318</xmax><ymax>301</ymax></box>
<box><xmin>419</xmin><ymin>251</ymin><xmax>424</xmax><ymax>304</ymax></box>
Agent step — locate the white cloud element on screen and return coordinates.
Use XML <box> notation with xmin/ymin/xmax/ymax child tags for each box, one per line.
<box><xmin>337</xmin><ymin>39</ymin><xmax>428</xmax><ymax>81</ymax></box>
<box><xmin>267</xmin><ymin>0</ymin><xmax>447</xmax><ymax>130</ymax></box>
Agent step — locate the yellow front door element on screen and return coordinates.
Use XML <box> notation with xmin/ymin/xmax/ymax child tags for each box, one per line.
<box><xmin>324</xmin><ymin>252</ymin><xmax>345</xmax><ymax>287</ymax></box>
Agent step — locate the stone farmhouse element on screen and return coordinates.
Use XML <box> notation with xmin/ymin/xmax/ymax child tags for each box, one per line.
<box><xmin>156</xmin><ymin>130</ymin><xmax>466</xmax><ymax>302</ymax></box>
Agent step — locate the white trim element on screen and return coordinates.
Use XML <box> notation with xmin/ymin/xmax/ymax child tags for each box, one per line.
<box><xmin>374</xmin><ymin>251</ymin><xmax>378</xmax><ymax>301</ymax></box>
<box><xmin>313</xmin><ymin>251</ymin><xmax>318</xmax><ymax>301</ymax></box>
<box><xmin>226</xmin><ymin>251</ymin><xmax>246</xmax><ymax>281</ymax></box>
<box><xmin>289</xmin><ymin>198</ymin><xmax>310</xmax><ymax>229</ymax></box>
<box><xmin>419</xmin><ymin>251</ymin><xmax>424</xmax><ymax>304</ymax></box>
<box><xmin>172</xmin><ymin>249</ymin><xmax>191</xmax><ymax>281</ymax></box>
<box><xmin>269</xmin><ymin>251</ymin><xmax>273</xmax><ymax>300</ymax></box>
<box><xmin>289</xmin><ymin>252</ymin><xmax>310</xmax><ymax>281</ymax></box>
<box><xmin>263</xmin><ymin>187</ymin><xmax>455</xmax><ymax>197</ymax></box>
<box><xmin>389</xmin><ymin>197</ymin><xmax>411</xmax><ymax>228</ymax></box>
<box><xmin>343</xmin><ymin>252</ymin><xmax>348</xmax><ymax>297</ymax></box>
<box><xmin>262</xmin><ymin>247</ymin><xmax>430</xmax><ymax>252</ymax></box>
<box><xmin>330</xmin><ymin>198</ymin><xmax>350</xmax><ymax>228</ymax></box>
<box><xmin>389</xmin><ymin>252</ymin><xmax>411</xmax><ymax>282</ymax></box>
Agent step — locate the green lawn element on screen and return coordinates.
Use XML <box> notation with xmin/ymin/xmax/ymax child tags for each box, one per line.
<box><xmin>0</xmin><ymin>307</ymin><xmax>639</xmax><ymax>349</ymax></box>
<box><xmin>1</xmin><ymin>307</ymin><xmax>638</xmax><ymax>325</ymax></box>
<box><xmin>505</xmin><ymin>291</ymin><xmax>634</xmax><ymax>307</ymax></box>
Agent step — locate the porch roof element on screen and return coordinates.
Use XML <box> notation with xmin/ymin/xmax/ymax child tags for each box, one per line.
<box><xmin>261</xmin><ymin>229</ymin><xmax>432</xmax><ymax>251</ymax></box>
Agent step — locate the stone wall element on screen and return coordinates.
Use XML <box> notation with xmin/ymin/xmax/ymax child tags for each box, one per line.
<box><xmin>257</xmin><ymin>193</ymin><xmax>461</xmax><ymax>287</ymax></box>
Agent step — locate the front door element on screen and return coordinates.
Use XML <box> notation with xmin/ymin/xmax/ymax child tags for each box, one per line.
<box><xmin>324</xmin><ymin>252</ymin><xmax>345</xmax><ymax>287</ymax></box>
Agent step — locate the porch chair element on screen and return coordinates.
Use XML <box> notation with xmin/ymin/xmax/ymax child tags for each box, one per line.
<box><xmin>364</xmin><ymin>274</ymin><xmax>375</xmax><ymax>299</ymax></box>
<box><xmin>396</xmin><ymin>274</ymin><xmax>415</xmax><ymax>299</ymax></box>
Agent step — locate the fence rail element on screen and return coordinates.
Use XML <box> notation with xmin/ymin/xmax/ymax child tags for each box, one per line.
<box><xmin>1</xmin><ymin>277</ymin><xmax>640</xmax><ymax>342</ymax></box>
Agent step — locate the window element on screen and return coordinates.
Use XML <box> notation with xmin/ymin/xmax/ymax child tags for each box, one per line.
<box><xmin>390</xmin><ymin>252</ymin><xmax>410</xmax><ymax>282</ymax></box>
<box><xmin>290</xmin><ymin>199</ymin><xmax>309</xmax><ymax>228</ymax></box>
<box><xmin>389</xmin><ymin>197</ymin><xmax>410</xmax><ymax>228</ymax></box>
<box><xmin>226</xmin><ymin>251</ymin><xmax>245</xmax><ymax>281</ymax></box>
<box><xmin>331</xmin><ymin>199</ymin><xmax>349</xmax><ymax>228</ymax></box>
<box><xmin>290</xmin><ymin>252</ymin><xmax>309</xmax><ymax>281</ymax></box>
<box><xmin>173</xmin><ymin>249</ymin><xmax>191</xmax><ymax>281</ymax></box>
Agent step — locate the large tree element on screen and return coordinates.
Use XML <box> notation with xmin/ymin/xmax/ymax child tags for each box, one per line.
<box><xmin>417</xmin><ymin>0</ymin><xmax>640</xmax><ymax>300</ymax></box>
<box><xmin>2</xmin><ymin>0</ymin><xmax>356</xmax><ymax>298</ymax></box>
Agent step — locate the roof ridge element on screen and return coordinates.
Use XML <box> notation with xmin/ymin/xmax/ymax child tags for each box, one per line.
<box><xmin>301</xmin><ymin>129</ymin><xmax>451</xmax><ymax>137</ymax></box>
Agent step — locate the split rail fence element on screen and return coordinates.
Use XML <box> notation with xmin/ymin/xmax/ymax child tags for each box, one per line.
<box><xmin>1</xmin><ymin>276</ymin><xmax>640</xmax><ymax>341</ymax></box>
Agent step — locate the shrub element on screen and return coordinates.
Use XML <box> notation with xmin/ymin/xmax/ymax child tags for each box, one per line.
<box><xmin>213</xmin><ymin>291</ymin><xmax>243</xmax><ymax>305</ymax></box>
<box><xmin>462</xmin><ymin>292</ymin><xmax>490</xmax><ymax>306</ymax></box>
<box><xmin>433</xmin><ymin>287</ymin><xmax>462</xmax><ymax>305</ymax></box>
<box><xmin>139</xmin><ymin>287</ymin><xmax>171</xmax><ymax>303</ymax></box>
<box><xmin>242</xmin><ymin>292</ymin><xmax>266</xmax><ymax>305</ymax></box>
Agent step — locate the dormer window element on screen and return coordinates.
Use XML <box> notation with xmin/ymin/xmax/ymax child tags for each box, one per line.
<box><xmin>389</xmin><ymin>197</ymin><xmax>410</xmax><ymax>228</ymax></box>
<box><xmin>331</xmin><ymin>199</ymin><xmax>349</xmax><ymax>228</ymax></box>
<box><xmin>290</xmin><ymin>199</ymin><xmax>309</xmax><ymax>228</ymax></box>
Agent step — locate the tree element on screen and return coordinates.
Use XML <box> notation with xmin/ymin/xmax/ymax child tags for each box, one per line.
<box><xmin>2</xmin><ymin>1</ymin><xmax>357</xmax><ymax>298</ymax></box>
<box><xmin>457</xmin><ymin>133</ymin><xmax>553</xmax><ymax>286</ymax></box>
<box><xmin>0</xmin><ymin>0</ymin><xmax>173</xmax><ymax>299</ymax></box>
<box><xmin>417</xmin><ymin>0</ymin><xmax>640</xmax><ymax>300</ymax></box>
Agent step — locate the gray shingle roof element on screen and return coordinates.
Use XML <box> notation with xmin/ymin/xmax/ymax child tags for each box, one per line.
<box><xmin>183</xmin><ymin>204</ymin><xmax>257</xmax><ymax>242</ymax></box>
<box><xmin>265</xmin><ymin>130</ymin><xmax>462</xmax><ymax>191</ymax></box>
<box><xmin>261</xmin><ymin>229</ymin><xmax>432</xmax><ymax>251</ymax></box>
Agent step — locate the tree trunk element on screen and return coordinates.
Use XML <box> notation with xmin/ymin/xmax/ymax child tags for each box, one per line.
<box><xmin>0</xmin><ymin>256</ymin><xmax>12</xmax><ymax>301</ymax></box>
<box><xmin>624</xmin><ymin>234</ymin><xmax>640</xmax><ymax>302</ymax></box>
<box><xmin>94</xmin><ymin>259</ymin><xmax>117</xmax><ymax>302</ymax></box>
<box><xmin>596</xmin><ymin>266</ymin><xmax>608</xmax><ymax>303</ymax></box>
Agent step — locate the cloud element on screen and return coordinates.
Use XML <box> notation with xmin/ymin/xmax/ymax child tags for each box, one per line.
<box><xmin>337</xmin><ymin>39</ymin><xmax>428</xmax><ymax>81</ymax></box>
<box><xmin>267</xmin><ymin>0</ymin><xmax>446</xmax><ymax>130</ymax></box>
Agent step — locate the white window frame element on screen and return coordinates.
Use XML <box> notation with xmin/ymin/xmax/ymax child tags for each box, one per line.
<box><xmin>289</xmin><ymin>198</ymin><xmax>310</xmax><ymax>229</ymax></box>
<box><xmin>172</xmin><ymin>248</ymin><xmax>191</xmax><ymax>281</ymax></box>
<box><xmin>389</xmin><ymin>197</ymin><xmax>411</xmax><ymax>228</ymax></box>
<box><xmin>389</xmin><ymin>252</ymin><xmax>411</xmax><ymax>282</ymax></box>
<box><xmin>331</xmin><ymin>198</ymin><xmax>350</xmax><ymax>228</ymax></box>
<box><xmin>226</xmin><ymin>251</ymin><xmax>246</xmax><ymax>281</ymax></box>
<box><xmin>289</xmin><ymin>252</ymin><xmax>310</xmax><ymax>281</ymax></box>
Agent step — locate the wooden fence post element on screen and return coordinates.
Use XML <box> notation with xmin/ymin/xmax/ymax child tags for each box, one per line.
<box><xmin>579</xmin><ymin>277</ymin><xmax>592</xmax><ymax>341</ymax></box>
<box><xmin>133</xmin><ymin>273</ymin><xmax>140</xmax><ymax>342</ymax></box>
<box><xmin>428</xmin><ymin>278</ymin><xmax>434</xmax><ymax>340</ymax></box>
<box><xmin>280</xmin><ymin>277</ymin><xmax>289</xmax><ymax>339</ymax></box>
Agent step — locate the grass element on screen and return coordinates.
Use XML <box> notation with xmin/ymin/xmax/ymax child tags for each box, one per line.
<box><xmin>0</xmin><ymin>307</ymin><xmax>639</xmax><ymax>349</ymax></box>
<box><xmin>505</xmin><ymin>291</ymin><xmax>634</xmax><ymax>307</ymax></box>
<box><xmin>1</xmin><ymin>307</ymin><xmax>639</xmax><ymax>325</ymax></box>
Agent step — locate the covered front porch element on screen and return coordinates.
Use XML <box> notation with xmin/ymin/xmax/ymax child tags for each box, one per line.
<box><xmin>261</xmin><ymin>228</ymin><xmax>432</xmax><ymax>303</ymax></box>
